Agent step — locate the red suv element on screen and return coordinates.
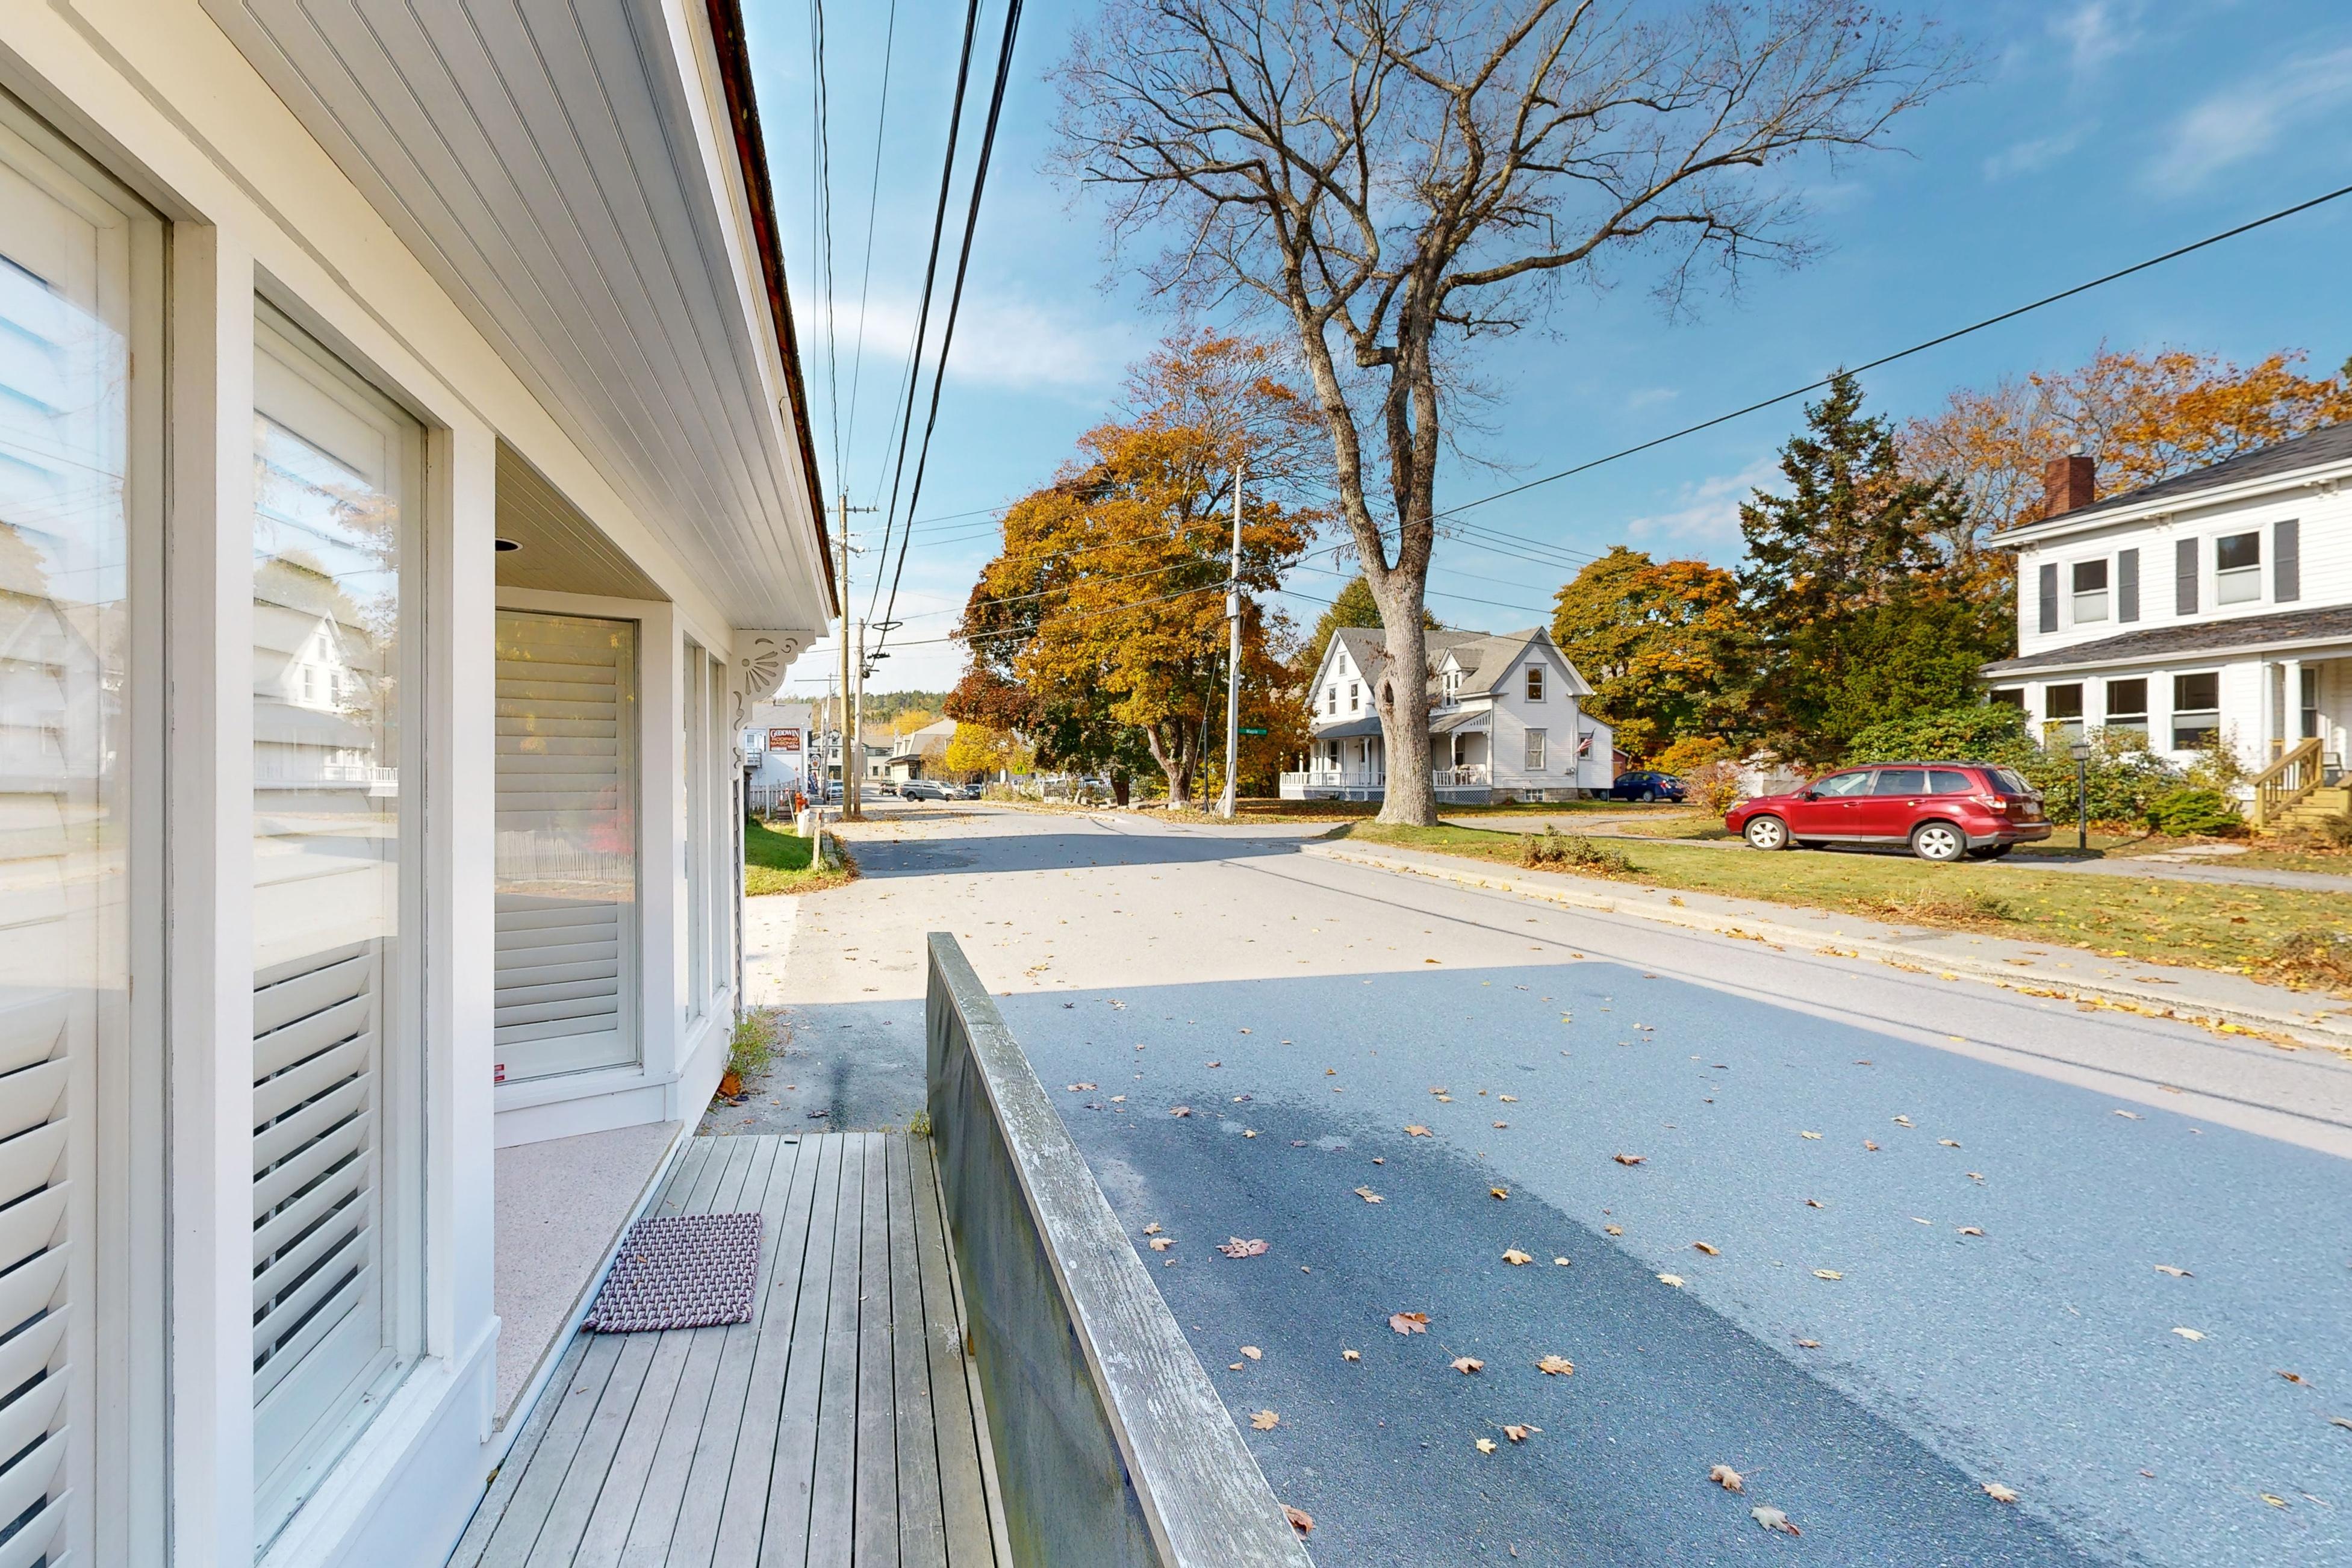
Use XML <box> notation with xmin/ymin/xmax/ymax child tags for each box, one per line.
<box><xmin>1725</xmin><ymin>761</ymin><xmax>2049</xmax><ymax>862</ymax></box>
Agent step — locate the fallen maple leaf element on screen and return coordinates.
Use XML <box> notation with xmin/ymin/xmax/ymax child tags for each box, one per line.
<box><xmin>1502</xmin><ymin>1423</ymin><xmax>1540</xmax><ymax>1442</ymax></box>
<box><xmin>1752</xmin><ymin>1505</ymin><xmax>1800</xmax><ymax>1535</ymax></box>
<box><xmin>2173</xmin><ymin>1327</ymin><xmax>2204</xmax><ymax>1341</ymax></box>
<box><xmin>1693</xmin><ymin>1241</ymin><xmax>1720</xmax><ymax>1256</ymax></box>
<box><xmin>1709</xmin><ymin>1464</ymin><xmax>1745</xmax><ymax>1493</ymax></box>
<box><xmin>1805</xmin><ymin>1198</ymin><xmax>1825</xmax><ymax>1209</ymax></box>
<box><xmin>1250</xmin><ymin>1410</ymin><xmax>1280</xmax><ymax>1431</ymax></box>
<box><xmin>1498</xmin><ymin>1095</ymin><xmax>1518</xmax><ymax>1103</ymax></box>
<box><xmin>1282</xmin><ymin>1504</ymin><xmax>1313</xmax><ymax>1537</ymax></box>
<box><xmin>1794</xmin><ymin>1339</ymin><xmax>1821</xmax><ymax>1349</ymax></box>
<box><xmin>1492</xmin><ymin>1121</ymin><xmax>1508</xmax><ymax>1129</ymax></box>
<box><xmin>1812</xmin><ymin>1269</ymin><xmax>1844</xmax><ymax>1281</ymax></box>
<box><xmin>1341</xmin><ymin>1349</ymin><xmax>1361</xmax><ymax>1361</ymax></box>
<box><xmin>1799</xmin><ymin>1131</ymin><xmax>1823</xmax><ymax>1140</ymax></box>
<box><xmin>1142</xmin><ymin>1222</ymin><xmax>1163</xmax><ymax>1234</ymax></box>
<box><xmin>1893</xmin><ymin>1115</ymin><xmax>1915</xmax><ymax>1127</ymax></box>
<box><xmin>1956</xmin><ymin>1226</ymin><xmax>1984</xmax><ymax>1237</ymax></box>
<box><xmin>1983</xmin><ymin>1482</ymin><xmax>2018</xmax><ymax>1504</ymax></box>
<box><xmin>1405</xmin><ymin>1124</ymin><xmax>1432</xmax><ymax>1137</ymax></box>
<box><xmin>1451</xmin><ymin>1356</ymin><xmax>1484</xmax><ymax>1374</ymax></box>
<box><xmin>1148</xmin><ymin>1237</ymin><xmax>1174</xmax><ymax>1251</ymax></box>
<box><xmin>1170</xmin><ymin>1106</ymin><xmax>1193</xmax><ymax>1118</ymax></box>
<box><xmin>1605</xmin><ymin>1224</ymin><xmax>1623</xmax><ymax>1236</ymax></box>
<box><xmin>1240</xmin><ymin>1346</ymin><xmax>1262</xmax><ymax>1360</ymax></box>
<box><xmin>1490</xmin><ymin>1186</ymin><xmax>1510</xmax><ymax>1200</ymax></box>
<box><xmin>1502</xmin><ymin>1248</ymin><xmax>1533</xmax><ymax>1265</ymax></box>
<box><xmin>1657</xmin><ymin>1273</ymin><xmax>1686</xmax><ymax>1288</ymax></box>
<box><xmin>1939</xmin><ymin>1139</ymin><xmax>1962</xmax><ymax>1148</ymax></box>
<box><xmin>2154</xmin><ymin>1265</ymin><xmax>2191</xmax><ymax>1278</ymax></box>
<box><xmin>1553</xmin><ymin>1256</ymin><xmax>1571</xmax><ymax>1266</ymax></box>
<box><xmin>1353</xmin><ymin>1186</ymin><xmax>1384</xmax><ymax>1204</ymax></box>
<box><xmin>1218</xmin><ymin>1237</ymin><xmax>1269</xmax><ymax>1258</ymax></box>
<box><xmin>1475</xmin><ymin>1438</ymin><xmax>1497</xmax><ymax>1454</ymax></box>
<box><xmin>1863</xmin><ymin>1140</ymin><xmax>1881</xmax><ymax>1152</ymax></box>
<box><xmin>1613</xmin><ymin>1153</ymin><xmax>1645</xmax><ymax>1166</ymax></box>
<box><xmin>1066</xmin><ymin>1082</ymin><xmax>1097</xmax><ymax>1092</ymax></box>
<box><xmin>1536</xmin><ymin>1354</ymin><xmax>1575</xmax><ymax>1376</ymax></box>
<box><xmin>1389</xmin><ymin>1311</ymin><xmax>1430</xmax><ymax>1335</ymax></box>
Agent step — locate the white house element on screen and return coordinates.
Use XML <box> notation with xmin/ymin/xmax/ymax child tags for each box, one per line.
<box><xmin>742</xmin><ymin>698</ymin><xmax>814</xmax><ymax>812</ymax></box>
<box><xmin>1284</xmin><ymin>626</ymin><xmax>1616</xmax><ymax>801</ymax></box>
<box><xmin>1982</xmin><ymin>431</ymin><xmax>2351</xmax><ymax>817</ymax></box>
<box><xmin>0</xmin><ymin>5</ymin><xmax>836</xmax><ymax>1566</ymax></box>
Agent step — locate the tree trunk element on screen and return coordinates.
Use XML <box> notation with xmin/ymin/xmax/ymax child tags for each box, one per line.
<box><xmin>1370</xmin><ymin>580</ymin><xmax>1436</xmax><ymax>824</ymax></box>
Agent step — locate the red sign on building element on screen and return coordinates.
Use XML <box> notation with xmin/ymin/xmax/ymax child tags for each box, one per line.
<box><xmin>770</xmin><ymin>728</ymin><xmax>801</xmax><ymax>752</ymax></box>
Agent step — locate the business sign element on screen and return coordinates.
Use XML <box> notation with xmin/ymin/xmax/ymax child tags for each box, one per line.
<box><xmin>770</xmin><ymin>728</ymin><xmax>801</xmax><ymax>752</ymax></box>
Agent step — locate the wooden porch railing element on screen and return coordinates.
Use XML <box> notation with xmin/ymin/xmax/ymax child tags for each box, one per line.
<box><xmin>2251</xmin><ymin>735</ymin><xmax>2324</xmax><ymax>828</ymax></box>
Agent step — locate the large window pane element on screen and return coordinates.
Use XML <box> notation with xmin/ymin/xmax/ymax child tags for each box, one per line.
<box><xmin>495</xmin><ymin>611</ymin><xmax>639</xmax><ymax>1080</ymax></box>
<box><xmin>0</xmin><ymin>111</ymin><xmax>149</xmax><ymax>1568</ymax></box>
<box><xmin>250</xmin><ymin>307</ymin><xmax>423</xmax><ymax>1538</ymax></box>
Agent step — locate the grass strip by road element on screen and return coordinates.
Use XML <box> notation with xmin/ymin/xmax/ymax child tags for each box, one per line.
<box><xmin>1339</xmin><ymin>822</ymin><xmax>2352</xmax><ymax>992</ymax></box>
<box><xmin>744</xmin><ymin>816</ymin><xmax>857</xmax><ymax>895</ymax></box>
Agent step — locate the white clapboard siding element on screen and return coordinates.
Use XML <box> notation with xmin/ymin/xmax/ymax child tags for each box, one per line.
<box><xmin>494</xmin><ymin>612</ymin><xmax>637</xmax><ymax>1081</ymax></box>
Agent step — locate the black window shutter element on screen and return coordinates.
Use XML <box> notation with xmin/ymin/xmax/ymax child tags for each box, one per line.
<box><xmin>2037</xmin><ymin>562</ymin><xmax>2058</xmax><ymax>633</ymax></box>
<box><xmin>2275</xmin><ymin>519</ymin><xmax>2300</xmax><ymax>602</ymax></box>
<box><xmin>2117</xmin><ymin>549</ymin><xmax>2139</xmax><ymax>622</ymax></box>
<box><xmin>2175</xmin><ymin>537</ymin><xmax>2198</xmax><ymax>615</ymax></box>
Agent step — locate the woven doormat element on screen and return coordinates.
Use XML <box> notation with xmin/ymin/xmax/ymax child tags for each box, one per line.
<box><xmin>585</xmin><ymin>1212</ymin><xmax>763</xmax><ymax>1332</ymax></box>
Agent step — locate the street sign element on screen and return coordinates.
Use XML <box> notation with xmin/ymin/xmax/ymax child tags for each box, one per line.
<box><xmin>1239</xmin><ymin>726</ymin><xmax>1268</xmax><ymax>736</ymax></box>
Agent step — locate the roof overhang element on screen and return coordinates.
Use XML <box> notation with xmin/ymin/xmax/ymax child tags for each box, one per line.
<box><xmin>205</xmin><ymin>0</ymin><xmax>836</xmax><ymax>629</ymax></box>
<box><xmin>1993</xmin><ymin>458</ymin><xmax>2352</xmax><ymax>549</ymax></box>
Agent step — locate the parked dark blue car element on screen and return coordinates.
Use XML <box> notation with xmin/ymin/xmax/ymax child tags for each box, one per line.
<box><xmin>1610</xmin><ymin>770</ymin><xmax>1687</xmax><ymax>802</ymax></box>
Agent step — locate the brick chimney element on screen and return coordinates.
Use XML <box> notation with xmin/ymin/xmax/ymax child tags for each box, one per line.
<box><xmin>2040</xmin><ymin>451</ymin><xmax>2096</xmax><ymax>519</ymax></box>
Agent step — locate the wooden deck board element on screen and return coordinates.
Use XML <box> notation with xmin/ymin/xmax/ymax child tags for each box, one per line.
<box><xmin>454</xmin><ymin>1134</ymin><xmax>992</xmax><ymax>1566</ymax></box>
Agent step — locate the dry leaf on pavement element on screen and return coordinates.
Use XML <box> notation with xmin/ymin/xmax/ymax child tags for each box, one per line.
<box><xmin>1983</xmin><ymin>1482</ymin><xmax>2018</xmax><ymax>1503</ymax></box>
<box><xmin>1502</xmin><ymin>1248</ymin><xmax>1533</xmax><ymax>1265</ymax></box>
<box><xmin>1693</xmin><ymin>1242</ymin><xmax>1720</xmax><ymax>1255</ymax></box>
<box><xmin>1143</xmin><ymin>1222</ymin><xmax>1162</xmax><ymax>1234</ymax></box>
<box><xmin>1956</xmin><ymin>1227</ymin><xmax>1985</xmax><ymax>1237</ymax></box>
<box><xmin>1863</xmin><ymin>1140</ymin><xmax>1881</xmax><ymax>1151</ymax></box>
<box><xmin>1605</xmin><ymin>1224</ymin><xmax>1623</xmax><ymax>1236</ymax></box>
<box><xmin>1219</xmin><ymin>1237</ymin><xmax>1270</xmax><ymax>1258</ymax></box>
<box><xmin>1799</xmin><ymin>1131</ymin><xmax>1822</xmax><ymax>1140</ymax></box>
<box><xmin>1795</xmin><ymin>1338</ymin><xmax>1820</xmax><ymax>1348</ymax></box>
<box><xmin>2261</xmin><ymin>1494</ymin><xmax>2288</xmax><ymax>1508</ymax></box>
<box><xmin>2115</xmin><ymin>1109</ymin><xmax>2142</xmax><ymax>1120</ymax></box>
<box><xmin>1499</xmin><ymin>1095</ymin><xmax>1518</xmax><ymax>1103</ymax></box>
<box><xmin>1283</xmin><ymin>1505</ymin><xmax>1313</xmax><ymax>1537</ymax></box>
<box><xmin>1536</xmin><ymin>1354</ymin><xmax>1576</xmax><ymax>1376</ymax></box>
<box><xmin>1250</xmin><ymin>1410</ymin><xmax>1280</xmax><ymax>1430</ymax></box>
<box><xmin>1390</xmin><ymin>1311</ymin><xmax>1430</xmax><ymax>1335</ymax></box>
<box><xmin>1893</xmin><ymin>1116</ymin><xmax>1915</xmax><ymax>1127</ymax></box>
<box><xmin>2154</xmin><ymin>1265</ymin><xmax>2191</xmax><ymax>1278</ymax></box>
<box><xmin>1709</xmin><ymin>1464</ymin><xmax>1745</xmax><ymax>1493</ymax></box>
<box><xmin>1475</xmin><ymin>1438</ymin><xmax>1498</xmax><ymax>1454</ymax></box>
<box><xmin>1148</xmin><ymin>1237</ymin><xmax>1174</xmax><ymax>1251</ymax></box>
<box><xmin>1490</xmin><ymin>1187</ymin><xmax>1510</xmax><ymax>1200</ymax></box>
<box><xmin>1451</xmin><ymin>1357</ymin><xmax>1484</xmax><ymax>1374</ymax></box>
<box><xmin>1240</xmin><ymin>1346</ymin><xmax>1262</xmax><ymax>1360</ymax></box>
<box><xmin>1066</xmin><ymin>1082</ymin><xmax>1096</xmax><ymax>1092</ymax></box>
<box><xmin>1353</xmin><ymin>1186</ymin><xmax>1384</xmax><ymax>1204</ymax></box>
<box><xmin>1613</xmin><ymin>1153</ymin><xmax>1646</xmax><ymax>1166</ymax></box>
<box><xmin>1502</xmin><ymin>1423</ymin><xmax>1540</xmax><ymax>1442</ymax></box>
<box><xmin>1341</xmin><ymin>1349</ymin><xmax>1361</xmax><ymax>1361</ymax></box>
<box><xmin>2173</xmin><ymin>1327</ymin><xmax>2204</xmax><ymax>1341</ymax></box>
<box><xmin>1805</xmin><ymin>1199</ymin><xmax>1825</xmax><ymax>1209</ymax></box>
<box><xmin>1405</xmin><ymin>1125</ymin><xmax>1432</xmax><ymax>1137</ymax></box>
<box><xmin>1812</xmin><ymin>1270</ymin><xmax>1844</xmax><ymax>1281</ymax></box>
<box><xmin>1657</xmin><ymin>1274</ymin><xmax>1686</xmax><ymax>1288</ymax></box>
<box><xmin>1940</xmin><ymin>1139</ymin><xmax>1961</xmax><ymax>1148</ymax></box>
<box><xmin>1170</xmin><ymin>1107</ymin><xmax>1193</xmax><ymax>1118</ymax></box>
<box><xmin>1493</xmin><ymin>1121</ymin><xmax>1508</xmax><ymax>1129</ymax></box>
<box><xmin>2277</xmin><ymin>1370</ymin><xmax>2304</xmax><ymax>1384</ymax></box>
<box><xmin>1752</xmin><ymin>1506</ymin><xmax>1800</xmax><ymax>1535</ymax></box>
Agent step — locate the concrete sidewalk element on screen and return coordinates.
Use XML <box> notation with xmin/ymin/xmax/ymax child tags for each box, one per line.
<box><xmin>1310</xmin><ymin>836</ymin><xmax>2352</xmax><ymax>1054</ymax></box>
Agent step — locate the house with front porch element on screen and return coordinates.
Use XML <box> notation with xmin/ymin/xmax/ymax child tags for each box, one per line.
<box><xmin>1283</xmin><ymin>626</ymin><xmax>1615</xmax><ymax>801</ymax></box>
<box><xmin>1981</xmin><ymin>428</ymin><xmax>2352</xmax><ymax>827</ymax></box>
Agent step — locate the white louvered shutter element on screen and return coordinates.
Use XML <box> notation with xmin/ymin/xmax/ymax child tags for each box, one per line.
<box><xmin>495</xmin><ymin>612</ymin><xmax>638</xmax><ymax>1082</ymax></box>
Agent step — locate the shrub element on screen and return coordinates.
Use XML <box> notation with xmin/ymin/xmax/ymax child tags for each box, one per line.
<box><xmin>1684</xmin><ymin>758</ymin><xmax>1745</xmax><ymax>815</ymax></box>
<box><xmin>1652</xmin><ymin>735</ymin><xmax>1733</xmax><ymax>777</ymax></box>
<box><xmin>1520</xmin><ymin>829</ymin><xmax>1634</xmax><ymax>875</ymax></box>
<box><xmin>1844</xmin><ymin>705</ymin><xmax>2036</xmax><ymax>768</ymax></box>
<box><xmin>2145</xmin><ymin>786</ymin><xmax>2241</xmax><ymax>838</ymax></box>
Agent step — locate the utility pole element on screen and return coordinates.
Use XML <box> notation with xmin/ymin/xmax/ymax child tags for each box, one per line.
<box><xmin>1219</xmin><ymin>460</ymin><xmax>1245</xmax><ymax>820</ymax></box>
<box><xmin>835</xmin><ymin>493</ymin><xmax>877</xmax><ymax>820</ymax></box>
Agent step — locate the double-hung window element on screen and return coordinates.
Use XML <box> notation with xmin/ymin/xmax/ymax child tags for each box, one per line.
<box><xmin>2104</xmin><ymin>679</ymin><xmax>2148</xmax><ymax>738</ymax></box>
<box><xmin>2043</xmin><ymin>683</ymin><xmax>2084</xmax><ymax>742</ymax></box>
<box><xmin>1525</xmin><ymin>665</ymin><xmax>1545</xmax><ymax>701</ymax></box>
<box><xmin>2215</xmin><ymin>532</ymin><xmax>2261</xmax><ymax>605</ymax></box>
<box><xmin>1525</xmin><ymin>728</ymin><xmax>1547</xmax><ymax>770</ymax></box>
<box><xmin>2172</xmin><ymin>673</ymin><xmax>2221</xmax><ymax>750</ymax></box>
<box><xmin>1349</xmin><ymin>682</ymin><xmax>1359</xmax><ymax>713</ymax></box>
<box><xmin>2071</xmin><ymin>559</ymin><xmax>2108</xmax><ymax>623</ymax></box>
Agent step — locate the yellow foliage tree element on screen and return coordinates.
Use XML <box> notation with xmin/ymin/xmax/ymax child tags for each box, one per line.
<box><xmin>943</xmin><ymin>723</ymin><xmax>1033</xmax><ymax>779</ymax></box>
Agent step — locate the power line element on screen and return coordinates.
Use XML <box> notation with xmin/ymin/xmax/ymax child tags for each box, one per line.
<box><xmin>809</xmin><ymin>0</ymin><xmax>841</xmax><ymax>489</ymax></box>
<box><xmin>1428</xmin><ymin>179</ymin><xmax>2352</xmax><ymax>530</ymax></box>
<box><xmin>863</xmin><ymin>0</ymin><xmax>989</xmax><ymax>618</ymax></box>
<box><xmin>874</xmin><ymin>0</ymin><xmax>1027</xmax><ymax>650</ymax></box>
<box><xmin>838</xmin><ymin>0</ymin><xmax>898</xmax><ymax>477</ymax></box>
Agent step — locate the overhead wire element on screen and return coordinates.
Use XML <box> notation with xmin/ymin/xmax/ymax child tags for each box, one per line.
<box><xmin>837</xmin><ymin>0</ymin><xmax>899</xmax><ymax>476</ymax></box>
<box><xmin>809</xmin><ymin>0</ymin><xmax>841</xmax><ymax>488</ymax></box>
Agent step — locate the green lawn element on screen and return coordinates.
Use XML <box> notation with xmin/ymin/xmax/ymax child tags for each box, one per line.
<box><xmin>744</xmin><ymin>817</ymin><xmax>856</xmax><ymax>895</ymax></box>
<box><xmin>1337</xmin><ymin>821</ymin><xmax>2351</xmax><ymax>990</ymax></box>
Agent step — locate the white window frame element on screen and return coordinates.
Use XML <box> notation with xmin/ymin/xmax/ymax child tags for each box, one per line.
<box><xmin>2070</xmin><ymin>558</ymin><xmax>2109</xmax><ymax>624</ymax></box>
<box><xmin>1525</xmin><ymin>727</ymin><xmax>1547</xmax><ymax>770</ymax></box>
<box><xmin>2214</xmin><ymin>530</ymin><xmax>2262</xmax><ymax>606</ymax></box>
<box><xmin>1525</xmin><ymin>665</ymin><xmax>1545</xmax><ymax>702</ymax></box>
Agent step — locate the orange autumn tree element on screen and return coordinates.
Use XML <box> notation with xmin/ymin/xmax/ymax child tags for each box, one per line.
<box><xmin>965</xmin><ymin>334</ymin><xmax>1324</xmax><ymax>804</ymax></box>
<box><xmin>1901</xmin><ymin>345</ymin><xmax>2352</xmax><ymax>586</ymax></box>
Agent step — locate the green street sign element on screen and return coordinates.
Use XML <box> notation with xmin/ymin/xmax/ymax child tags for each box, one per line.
<box><xmin>1239</xmin><ymin>727</ymin><xmax>1269</xmax><ymax>736</ymax></box>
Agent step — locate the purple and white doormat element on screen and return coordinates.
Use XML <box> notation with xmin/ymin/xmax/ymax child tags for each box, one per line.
<box><xmin>584</xmin><ymin>1212</ymin><xmax>764</xmax><ymax>1332</ymax></box>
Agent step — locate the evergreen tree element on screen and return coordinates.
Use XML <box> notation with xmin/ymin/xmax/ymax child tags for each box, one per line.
<box><xmin>1737</xmin><ymin>373</ymin><xmax>1997</xmax><ymax>760</ymax></box>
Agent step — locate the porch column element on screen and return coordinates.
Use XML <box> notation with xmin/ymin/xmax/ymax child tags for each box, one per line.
<box><xmin>2281</xmin><ymin>657</ymin><xmax>2304</xmax><ymax>741</ymax></box>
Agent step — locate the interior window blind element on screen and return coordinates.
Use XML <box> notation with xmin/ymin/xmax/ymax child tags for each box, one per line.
<box><xmin>495</xmin><ymin>612</ymin><xmax>639</xmax><ymax>1082</ymax></box>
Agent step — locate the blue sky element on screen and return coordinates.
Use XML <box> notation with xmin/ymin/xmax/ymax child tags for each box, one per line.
<box><xmin>745</xmin><ymin>0</ymin><xmax>2352</xmax><ymax>694</ymax></box>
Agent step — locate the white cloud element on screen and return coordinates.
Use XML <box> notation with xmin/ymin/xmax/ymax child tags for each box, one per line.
<box><xmin>1623</xmin><ymin>386</ymin><xmax>1680</xmax><ymax>409</ymax></box>
<box><xmin>1982</xmin><ymin>125</ymin><xmax>2092</xmax><ymax>182</ymax></box>
<box><xmin>809</xmin><ymin>288</ymin><xmax>1138</xmax><ymax>396</ymax></box>
<box><xmin>2051</xmin><ymin>2</ymin><xmax>2144</xmax><ymax>76</ymax></box>
<box><xmin>1619</xmin><ymin>458</ymin><xmax>1779</xmax><ymax>556</ymax></box>
<box><xmin>2145</xmin><ymin>46</ymin><xmax>2352</xmax><ymax>190</ymax></box>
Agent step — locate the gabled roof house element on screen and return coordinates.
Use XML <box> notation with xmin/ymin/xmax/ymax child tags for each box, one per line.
<box><xmin>1286</xmin><ymin>625</ymin><xmax>1616</xmax><ymax>801</ymax></box>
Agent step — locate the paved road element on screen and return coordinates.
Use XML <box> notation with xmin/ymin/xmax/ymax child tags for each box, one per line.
<box><xmin>722</xmin><ymin>803</ymin><xmax>2352</xmax><ymax>1567</ymax></box>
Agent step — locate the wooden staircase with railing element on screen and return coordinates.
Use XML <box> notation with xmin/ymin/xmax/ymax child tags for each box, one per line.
<box><xmin>2251</xmin><ymin>736</ymin><xmax>2338</xmax><ymax>830</ymax></box>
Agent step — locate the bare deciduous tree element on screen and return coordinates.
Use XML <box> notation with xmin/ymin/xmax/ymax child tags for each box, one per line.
<box><xmin>1053</xmin><ymin>0</ymin><xmax>1965</xmax><ymax>821</ymax></box>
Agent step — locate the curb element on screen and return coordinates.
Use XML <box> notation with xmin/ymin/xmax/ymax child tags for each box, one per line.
<box><xmin>1302</xmin><ymin>841</ymin><xmax>2352</xmax><ymax>1057</ymax></box>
